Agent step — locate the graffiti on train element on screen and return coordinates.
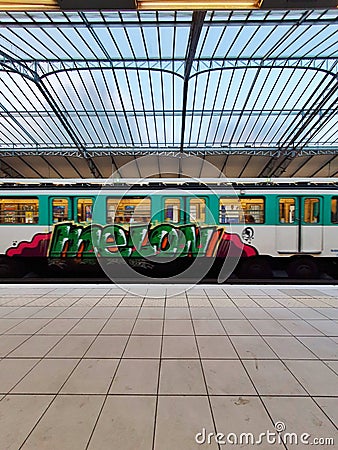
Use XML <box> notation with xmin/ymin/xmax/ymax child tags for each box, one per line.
<box><xmin>6</xmin><ymin>222</ymin><xmax>258</xmax><ymax>259</ymax></box>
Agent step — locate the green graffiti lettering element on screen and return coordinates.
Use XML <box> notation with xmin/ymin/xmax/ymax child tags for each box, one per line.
<box><xmin>79</xmin><ymin>224</ymin><xmax>100</xmax><ymax>258</ymax></box>
<box><xmin>180</xmin><ymin>225</ymin><xmax>199</xmax><ymax>256</ymax></box>
<box><xmin>49</xmin><ymin>222</ymin><xmax>84</xmax><ymax>258</ymax></box>
<box><xmin>128</xmin><ymin>225</ymin><xmax>156</xmax><ymax>258</ymax></box>
<box><xmin>47</xmin><ymin>221</ymin><xmax>254</xmax><ymax>260</ymax></box>
<box><xmin>99</xmin><ymin>225</ymin><xmax>131</xmax><ymax>257</ymax></box>
<box><xmin>149</xmin><ymin>224</ymin><xmax>177</xmax><ymax>256</ymax></box>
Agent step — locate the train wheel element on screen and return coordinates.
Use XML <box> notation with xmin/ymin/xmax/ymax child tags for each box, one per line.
<box><xmin>287</xmin><ymin>257</ymin><xmax>319</xmax><ymax>279</ymax></box>
<box><xmin>239</xmin><ymin>257</ymin><xmax>273</xmax><ymax>279</ymax></box>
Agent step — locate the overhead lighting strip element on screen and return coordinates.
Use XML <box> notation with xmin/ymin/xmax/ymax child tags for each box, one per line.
<box><xmin>0</xmin><ymin>0</ymin><xmax>336</xmax><ymax>10</ymax></box>
<box><xmin>0</xmin><ymin>0</ymin><xmax>263</xmax><ymax>11</ymax></box>
<box><xmin>0</xmin><ymin>0</ymin><xmax>58</xmax><ymax>9</ymax></box>
<box><xmin>137</xmin><ymin>1</ymin><xmax>263</xmax><ymax>9</ymax></box>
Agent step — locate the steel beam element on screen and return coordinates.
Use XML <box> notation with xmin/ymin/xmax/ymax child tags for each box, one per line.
<box><xmin>0</xmin><ymin>146</ymin><xmax>337</xmax><ymax>157</ymax></box>
<box><xmin>262</xmin><ymin>78</ymin><xmax>338</xmax><ymax>176</ymax></box>
<box><xmin>0</xmin><ymin>50</ymin><xmax>102</xmax><ymax>178</ymax></box>
<box><xmin>0</xmin><ymin>159</ymin><xmax>23</xmax><ymax>177</ymax></box>
<box><xmin>0</xmin><ymin>12</ymin><xmax>336</xmax><ymax>28</ymax></box>
<box><xmin>180</xmin><ymin>10</ymin><xmax>206</xmax><ymax>154</ymax></box>
<box><xmin>2</xmin><ymin>57</ymin><xmax>336</xmax><ymax>78</ymax></box>
<box><xmin>1</xmin><ymin>108</ymin><xmax>336</xmax><ymax>118</ymax></box>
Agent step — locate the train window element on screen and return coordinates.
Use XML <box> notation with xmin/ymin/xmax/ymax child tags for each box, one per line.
<box><xmin>106</xmin><ymin>197</ymin><xmax>151</xmax><ymax>224</ymax></box>
<box><xmin>331</xmin><ymin>198</ymin><xmax>338</xmax><ymax>223</ymax></box>
<box><xmin>304</xmin><ymin>198</ymin><xmax>320</xmax><ymax>223</ymax></box>
<box><xmin>165</xmin><ymin>198</ymin><xmax>180</xmax><ymax>223</ymax></box>
<box><xmin>77</xmin><ymin>199</ymin><xmax>93</xmax><ymax>223</ymax></box>
<box><xmin>190</xmin><ymin>198</ymin><xmax>206</xmax><ymax>223</ymax></box>
<box><xmin>0</xmin><ymin>198</ymin><xmax>39</xmax><ymax>224</ymax></box>
<box><xmin>279</xmin><ymin>198</ymin><xmax>295</xmax><ymax>223</ymax></box>
<box><xmin>219</xmin><ymin>198</ymin><xmax>242</xmax><ymax>223</ymax></box>
<box><xmin>241</xmin><ymin>198</ymin><xmax>264</xmax><ymax>223</ymax></box>
<box><xmin>52</xmin><ymin>198</ymin><xmax>69</xmax><ymax>223</ymax></box>
<box><xmin>219</xmin><ymin>198</ymin><xmax>264</xmax><ymax>224</ymax></box>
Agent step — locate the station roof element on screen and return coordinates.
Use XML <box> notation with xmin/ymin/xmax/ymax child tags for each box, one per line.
<box><xmin>0</xmin><ymin>8</ymin><xmax>337</xmax><ymax>179</ymax></box>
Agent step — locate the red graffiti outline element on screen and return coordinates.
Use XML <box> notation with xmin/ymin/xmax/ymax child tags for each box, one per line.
<box><xmin>6</xmin><ymin>232</ymin><xmax>51</xmax><ymax>257</ymax></box>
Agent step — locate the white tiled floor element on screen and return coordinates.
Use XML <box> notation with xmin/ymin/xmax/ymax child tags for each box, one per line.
<box><xmin>0</xmin><ymin>284</ymin><xmax>337</xmax><ymax>449</ymax></box>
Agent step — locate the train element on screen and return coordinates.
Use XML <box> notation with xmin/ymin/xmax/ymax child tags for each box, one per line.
<box><xmin>0</xmin><ymin>177</ymin><xmax>338</xmax><ymax>280</ymax></box>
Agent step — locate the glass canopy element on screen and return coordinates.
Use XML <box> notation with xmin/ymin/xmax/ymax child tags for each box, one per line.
<box><xmin>0</xmin><ymin>9</ymin><xmax>337</xmax><ymax>177</ymax></box>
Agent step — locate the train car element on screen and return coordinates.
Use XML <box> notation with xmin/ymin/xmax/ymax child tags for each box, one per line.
<box><xmin>0</xmin><ymin>178</ymin><xmax>337</xmax><ymax>280</ymax></box>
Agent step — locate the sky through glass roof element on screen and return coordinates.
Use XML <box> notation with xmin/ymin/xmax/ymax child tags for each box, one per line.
<box><xmin>0</xmin><ymin>8</ymin><xmax>337</xmax><ymax>178</ymax></box>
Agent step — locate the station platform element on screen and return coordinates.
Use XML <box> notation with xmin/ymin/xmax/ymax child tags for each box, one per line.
<box><xmin>0</xmin><ymin>284</ymin><xmax>337</xmax><ymax>449</ymax></box>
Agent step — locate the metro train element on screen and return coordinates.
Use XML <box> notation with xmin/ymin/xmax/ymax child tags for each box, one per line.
<box><xmin>0</xmin><ymin>178</ymin><xmax>338</xmax><ymax>279</ymax></box>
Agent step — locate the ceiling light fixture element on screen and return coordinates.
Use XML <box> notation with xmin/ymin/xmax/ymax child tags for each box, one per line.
<box><xmin>137</xmin><ymin>0</ymin><xmax>263</xmax><ymax>9</ymax></box>
<box><xmin>0</xmin><ymin>0</ymin><xmax>58</xmax><ymax>9</ymax></box>
<box><xmin>0</xmin><ymin>0</ymin><xmax>336</xmax><ymax>10</ymax></box>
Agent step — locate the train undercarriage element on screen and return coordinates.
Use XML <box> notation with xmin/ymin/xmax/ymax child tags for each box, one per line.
<box><xmin>0</xmin><ymin>255</ymin><xmax>337</xmax><ymax>281</ymax></box>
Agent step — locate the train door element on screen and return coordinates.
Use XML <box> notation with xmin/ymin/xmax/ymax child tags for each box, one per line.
<box><xmin>74</xmin><ymin>197</ymin><xmax>94</xmax><ymax>224</ymax></box>
<box><xmin>277</xmin><ymin>196</ymin><xmax>323</xmax><ymax>253</ymax></box>
<box><xmin>50</xmin><ymin>197</ymin><xmax>72</xmax><ymax>224</ymax></box>
<box><xmin>162</xmin><ymin>197</ymin><xmax>183</xmax><ymax>224</ymax></box>
<box><xmin>187</xmin><ymin>197</ymin><xmax>207</xmax><ymax>224</ymax></box>
<box><xmin>301</xmin><ymin>197</ymin><xmax>323</xmax><ymax>253</ymax></box>
<box><xmin>162</xmin><ymin>196</ymin><xmax>207</xmax><ymax>224</ymax></box>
